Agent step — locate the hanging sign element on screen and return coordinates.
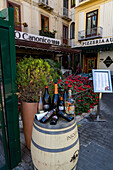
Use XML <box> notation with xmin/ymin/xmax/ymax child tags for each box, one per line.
<box><xmin>92</xmin><ymin>69</ymin><xmax>112</xmax><ymax>93</ymax></box>
<box><xmin>15</xmin><ymin>31</ymin><xmax>61</xmax><ymax>46</ymax></box>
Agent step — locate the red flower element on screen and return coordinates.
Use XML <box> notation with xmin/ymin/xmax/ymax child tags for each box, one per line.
<box><xmin>65</xmin><ymin>81</ymin><xmax>68</xmax><ymax>84</ymax></box>
<box><xmin>68</xmin><ymin>85</ymin><xmax>72</xmax><ymax>88</ymax></box>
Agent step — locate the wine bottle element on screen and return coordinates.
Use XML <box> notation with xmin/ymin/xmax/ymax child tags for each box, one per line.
<box><xmin>38</xmin><ymin>91</ymin><xmax>44</xmax><ymax>113</ymax></box>
<box><xmin>43</xmin><ymin>86</ymin><xmax>51</xmax><ymax>112</ymax></box>
<box><xmin>50</xmin><ymin>115</ymin><xmax>58</xmax><ymax>125</ymax></box>
<box><xmin>40</xmin><ymin>110</ymin><xmax>54</xmax><ymax>123</ymax></box>
<box><xmin>65</xmin><ymin>89</ymin><xmax>75</xmax><ymax>116</ymax></box>
<box><xmin>52</xmin><ymin>83</ymin><xmax>59</xmax><ymax>114</ymax></box>
<box><xmin>58</xmin><ymin>110</ymin><xmax>74</xmax><ymax>122</ymax></box>
<box><xmin>58</xmin><ymin>96</ymin><xmax>65</xmax><ymax>111</ymax></box>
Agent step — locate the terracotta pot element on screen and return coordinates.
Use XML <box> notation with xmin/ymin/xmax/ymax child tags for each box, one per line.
<box><xmin>21</xmin><ymin>102</ymin><xmax>37</xmax><ymax>150</ymax></box>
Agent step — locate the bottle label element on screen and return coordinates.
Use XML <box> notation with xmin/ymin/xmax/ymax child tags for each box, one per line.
<box><xmin>44</xmin><ymin>104</ymin><xmax>49</xmax><ymax>110</ymax></box>
<box><xmin>66</xmin><ymin>105</ymin><xmax>75</xmax><ymax>115</ymax></box>
<box><xmin>59</xmin><ymin>106</ymin><xmax>64</xmax><ymax>111</ymax></box>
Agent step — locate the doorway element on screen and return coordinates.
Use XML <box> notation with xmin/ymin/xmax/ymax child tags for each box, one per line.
<box><xmin>84</xmin><ymin>53</ymin><xmax>97</xmax><ymax>73</ymax></box>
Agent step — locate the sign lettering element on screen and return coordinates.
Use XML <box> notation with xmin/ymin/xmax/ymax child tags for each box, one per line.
<box><xmin>82</xmin><ymin>37</ymin><xmax>113</xmax><ymax>47</ymax></box>
<box><xmin>15</xmin><ymin>31</ymin><xmax>61</xmax><ymax>46</ymax></box>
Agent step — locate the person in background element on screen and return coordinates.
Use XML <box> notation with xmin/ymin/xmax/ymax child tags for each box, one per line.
<box><xmin>76</xmin><ymin>63</ymin><xmax>83</xmax><ymax>75</ymax></box>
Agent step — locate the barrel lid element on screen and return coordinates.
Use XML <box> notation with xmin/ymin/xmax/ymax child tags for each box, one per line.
<box><xmin>34</xmin><ymin>117</ymin><xmax>76</xmax><ymax>129</ymax></box>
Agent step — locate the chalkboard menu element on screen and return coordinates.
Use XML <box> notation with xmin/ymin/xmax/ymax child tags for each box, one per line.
<box><xmin>92</xmin><ymin>69</ymin><xmax>112</xmax><ymax>93</ymax></box>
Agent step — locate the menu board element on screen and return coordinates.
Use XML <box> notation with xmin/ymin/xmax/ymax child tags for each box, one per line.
<box><xmin>92</xmin><ymin>69</ymin><xmax>112</xmax><ymax>93</ymax></box>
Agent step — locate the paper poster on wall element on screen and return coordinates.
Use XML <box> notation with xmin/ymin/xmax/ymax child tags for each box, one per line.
<box><xmin>92</xmin><ymin>69</ymin><xmax>112</xmax><ymax>93</ymax></box>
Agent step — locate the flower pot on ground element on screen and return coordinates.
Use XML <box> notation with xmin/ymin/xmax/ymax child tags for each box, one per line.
<box><xmin>16</xmin><ymin>57</ymin><xmax>60</xmax><ymax>149</ymax></box>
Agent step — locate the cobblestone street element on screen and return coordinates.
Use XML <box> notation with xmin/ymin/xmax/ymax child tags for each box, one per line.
<box><xmin>76</xmin><ymin>93</ymin><xmax>113</xmax><ymax>170</ymax></box>
<box><xmin>12</xmin><ymin>93</ymin><xmax>113</xmax><ymax>170</ymax></box>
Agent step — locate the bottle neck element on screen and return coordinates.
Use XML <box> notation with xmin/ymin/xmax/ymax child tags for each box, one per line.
<box><xmin>39</xmin><ymin>91</ymin><xmax>42</xmax><ymax>99</ymax></box>
<box><xmin>45</xmin><ymin>86</ymin><xmax>49</xmax><ymax>93</ymax></box>
<box><xmin>54</xmin><ymin>84</ymin><xmax>58</xmax><ymax>94</ymax></box>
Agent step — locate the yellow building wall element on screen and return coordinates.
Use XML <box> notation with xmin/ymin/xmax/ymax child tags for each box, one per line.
<box><xmin>75</xmin><ymin>0</ymin><xmax>113</xmax><ymax>44</ymax></box>
<box><xmin>75</xmin><ymin>0</ymin><xmax>113</xmax><ymax>72</ymax></box>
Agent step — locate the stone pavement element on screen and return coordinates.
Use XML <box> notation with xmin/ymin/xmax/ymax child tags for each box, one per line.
<box><xmin>76</xmin><ymin>93</ymin><xmax>113</xmax><ymax>170</ymax></box>
<box><xmin>13</xmin><ymin>93</ymin><xmax>113</xmax><ymax>170</ymax></box>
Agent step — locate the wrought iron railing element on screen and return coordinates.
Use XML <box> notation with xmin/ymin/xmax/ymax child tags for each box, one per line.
<box><xmin>78</xmin><ymin>26</ymin><xmax>103</xmax><ymax>41</ymax></box>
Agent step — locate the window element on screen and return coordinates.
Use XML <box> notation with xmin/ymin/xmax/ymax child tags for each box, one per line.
<box><xmin>8</xmin><ymin>1</ymin><xmax>21</xmax><ymax>31</ymax></box>
<box><xmin>63</xmin><ymin>25</ymin><xmax>68</xmax><ymax>45</ymax></box>
<box><xmin>63</xmin><ymin>0</ymin><xmax>68</xmax><ymax>8</ymax></box>
<box><xmin>70</xmin><ymin>22</ymin><xmax>75</xmax><ymax>39</ymax></box>
<box><xmin>41</xmin><ymin>15</ymin><xmax>49</xmax><ymax>31</ymax></box>
<box><xmin>71</xmin><ymin>0</ymin><xmax>75</xmax><ymax>8</ymax></box>
<box><xmin>86</xmin><ymin>10</ymin><xmax>98</xmax><ymax>37</ymax></box>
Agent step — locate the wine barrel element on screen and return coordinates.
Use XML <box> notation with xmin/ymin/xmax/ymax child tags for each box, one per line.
<box><xmin>31</xmin><ymin>117</ymin><xmax>79</xmax><ymax>170</ymax></box>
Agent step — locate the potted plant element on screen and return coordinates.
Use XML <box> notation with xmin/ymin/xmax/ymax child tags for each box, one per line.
<box><xmin>22</xmin><ymin>22</ymin><xmax>28</xmax><ymax>27</ymax></box>
<box><xmin>16</xmin><ymin>56</ymin><xmax>59</xmax><ymax>149</ymax></box>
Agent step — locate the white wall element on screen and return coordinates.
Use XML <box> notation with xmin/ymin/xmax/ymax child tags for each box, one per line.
<box><xmin>100</xmin><ymin>1</ymin><xmax>113</xmax><ymax>37</ymax></box>
<box><xmin>99</xmin><ymin>51</ymin><xmax>113</xmax><ymax>71</ymax></box>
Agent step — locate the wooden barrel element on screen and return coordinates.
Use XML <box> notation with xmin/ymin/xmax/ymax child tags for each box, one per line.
<box><xmin>31</xmin><ymin>117</ymin><xmax>79</xmax><ymax>170</ymax></box>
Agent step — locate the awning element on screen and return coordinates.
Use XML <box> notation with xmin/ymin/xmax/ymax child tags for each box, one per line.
<box><xmin>15</xmin><ymin>39</ymin><xmax>81</xmax><ymax>54</ymax></box>
<box><xmin>74</xmin><ymin>43</ymin><xmax>113</xmax><ymax>53</ymax></box>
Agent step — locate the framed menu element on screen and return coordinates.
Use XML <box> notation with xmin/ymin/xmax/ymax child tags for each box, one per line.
<box><xmin>92</xmin><ymin>69</ymin><xmax>112</xmax><ymax>93</ymax></box>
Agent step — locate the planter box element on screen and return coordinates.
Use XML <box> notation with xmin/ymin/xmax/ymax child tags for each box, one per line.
<box><xmin>39</xmin><ymin>30</ymin><xmax>55</xmax><ymax>38</ymax></box>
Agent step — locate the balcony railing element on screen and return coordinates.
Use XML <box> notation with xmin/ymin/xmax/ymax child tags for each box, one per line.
<box><xmin>38</xmin><ymin>0</ymin><xmax>53</xmax><ymax>11</ymax></box>
<box><xmin>78</xmin><ymin>26</ymin><xmax>103</xmax><ymax>41</ymax></box>
<box><xmin>62</xmin><ymin>7</ymin><xmax>72</xmax><ymax>22</ymax></box>
<box><xmin>39</xmin><ymin>30</ymin><xmax>55</xmax><ymax>38</ymax></box>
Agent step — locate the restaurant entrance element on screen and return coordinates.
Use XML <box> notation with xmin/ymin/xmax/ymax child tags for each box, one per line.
<box><xmin>83</xmin><ymin>53</ymin><xmax>97</xmax><ymax>73</ymax></box>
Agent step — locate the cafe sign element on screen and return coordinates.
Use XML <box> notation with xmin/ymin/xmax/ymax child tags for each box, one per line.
<box><xmin>82</xmin><ymin>37</ymin><xmax>113</xmax><ymax>46</ymax></box>
<box><xmin>15</xmin><ymin>31</ymin><xmax>61</xmax><ymax>46</ymax></box>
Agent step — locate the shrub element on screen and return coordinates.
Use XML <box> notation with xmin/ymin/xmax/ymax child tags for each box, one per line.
<box><xmin>16</xmin><ymin>57</ymin><xmax>60</xmax><ymax>102</ymax></box>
